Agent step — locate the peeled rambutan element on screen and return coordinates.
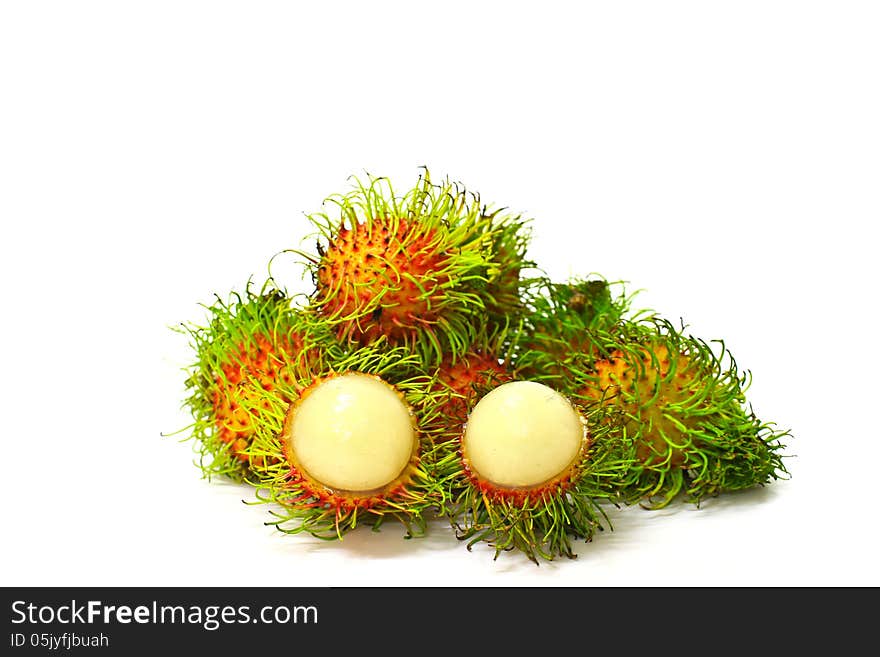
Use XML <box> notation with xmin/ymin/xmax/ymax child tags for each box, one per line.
<box><xmin>432</xmin><ymin>380</ymin><xmax>631</xmax><ymax>564</ymax></box>
<box><xmin>245</xmin><ymin>345</ymin><xmax>444</xmax><ymax>540</ymax></box>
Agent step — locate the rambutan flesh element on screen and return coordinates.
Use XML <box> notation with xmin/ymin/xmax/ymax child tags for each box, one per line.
<box><xmin>463</xmin><ymin>381</ymin><xmax>587</xmax><ymax>489</ymax></box>
<box><xmin>176</xmin><ymin>281</ymin><xmax>340</xmax><ymax>480</ymax></box>
<box><xmin>564</xmin><ymin>319</ymin><xmax>790</xmax><ymax>508</ymax></box>
<box><xmin>433</xmin><ymin>380</ymin><xmax>630</xmax><ymax>564</ymax></box>
<box><xmin>245</xmin><ymin>346</ymin><xmax>444</xmax><ymax>540</ymax></box>
<box><xmin>285</xmin><ymin>373</ymin><xmax>417</xmax><ymax>494</ymax></box>
<box><xmin>297</xmin><ymin>170</ymin><xmax>532</xmax><ymax>363</ymax></box>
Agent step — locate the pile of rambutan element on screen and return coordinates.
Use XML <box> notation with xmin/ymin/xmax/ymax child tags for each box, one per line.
<box><xmin>170</xmin><ymin>169</ymin><xmax>790</xmax><ymax>564</ymax></box>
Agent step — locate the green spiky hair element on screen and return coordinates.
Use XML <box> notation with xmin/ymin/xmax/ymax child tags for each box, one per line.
<box><xmin>519</xmin><ymin>274</ymin><xmax>651</xmax><ymax>354</ymax></box>
<box><xmin>244</xmin><ymin>344</ymin><xmax>447</xmax><ymax>541</ymax></box>
<box><xmin>291</xmin><ymin>169</ymin><xmax>533</xmax><ymax>364</ymax></box>
<box><xmin>173</xmin><ymin>279</ymin><xmax>342</xmax><ymax>481</ymax></box>
<box><xmin>431</xmin><ymin>400</ymin><xmax>631</xmax><ymax>564</ymax></box>
<box><xmin>513</xmin><ymin>275</ymin><xmax>649</xmax><ymax>378</ymax></box>
<box><xmin>561</xmin><ymin>317</ymin><xmax>790</xmax><ymax>508</ymax></box>
<box><xmin>481</xmin><ymin>204</ymin><xmax>538</xmax><ymax>322</ymax></box>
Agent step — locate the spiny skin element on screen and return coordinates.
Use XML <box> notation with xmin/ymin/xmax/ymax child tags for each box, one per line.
<box><xmin>431</xmin><ymin>351</ymin><xmax>512</xmax><ymax>433</ymax></box>
<box><xmin>416</xmin><ymin>319</ymin><xmax>521</xmax><ymax>450</ymax></box>
<box><xmin>514</xmin><ymin>277</ymin><xmax>643</xmax><ymax>379</ymax></box>
<box><xmin>481</xmin><ymin>207</ymin><xmax>537</xmax><ymax>321</ymax></box>
<box><xmin>568</xmin><ymin>320</ymin><xmax>790</xmax><ymax>508</ymax></box>
<box><xmin>301</xmin><ymin>170</ymin><xmax>532</xmax><ymax>364</ymax></box>
<box><xmin>245</xmin><ymin>345</ymin><xmax>446</xmax><ymax>541</ymax></box>
<box><xmin>177</xmin><ymin>283</ymin><xmax>339</xmax><ymax>481</ymax></box>
<box><xmin>211</xmin><ymin>332</ymin><xmax>302</xmax><ymax>465</ymax></box>
<box><xmin>317</xmin><ymin>217</ymin><xmax>448</xmax><ymax>344</ymax></box>
<box><xmin>519</xmin><ymin>282</ymin><xmax>790</xmax><ymax>508</ymax></box>
<box><xmin>583</xmin><ymin>342</ymin><xmax>691</xmax><ymax>468</ymax></box>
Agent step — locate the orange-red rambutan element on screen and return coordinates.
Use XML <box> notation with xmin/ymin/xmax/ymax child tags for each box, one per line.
<box><xmin>177</xmin><ymin>281</ymin><xmax>339</xmax><ymax>479</ymax></box>
<box><xmin>298</xmin><ymin>170</ymin><xmax>532</xmax><ymax>363</ymax></box>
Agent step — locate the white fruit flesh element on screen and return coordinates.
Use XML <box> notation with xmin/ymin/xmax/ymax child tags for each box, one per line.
<box><xmin>289</xmin><ymin>373</ymin><xmax>416</xmax><ymax>492</ymax></box>
<box><xmin>463</xmin><ymin>381</ymin><xmax>586</xmax><ymax>488</ymax></box>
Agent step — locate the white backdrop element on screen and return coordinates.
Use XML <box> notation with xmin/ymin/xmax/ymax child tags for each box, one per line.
<box><xmin>2</xmin><ymin>1</ymin><xmax>878</xmax><ymax>587</ymax></box>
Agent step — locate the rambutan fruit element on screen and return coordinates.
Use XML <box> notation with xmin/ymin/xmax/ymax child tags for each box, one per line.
<box><xmin>513</xmin><ymin>276</ymin><xmax>645</xmax><ymax>379</ymax></box>
<box><xmin>245</xmin><ymin>346</ymin><xmax>444</xmax><ymax>540</ymax></box>
<box><xmin>430</xmin><ymin>352</ymin><xmax>512</xmax><ymax>434</ymax></box>
<box><xmin>175</xmin><ymin>280</ymin><xmax>341</xmax><ymax>480</ymax></box>
<box><xmin>564</xmin><ymin>318</ymin><xmax>790</xmax><ymax>508</ymax></box>
<box><xmin>432</xmin><ymin>380</ymin><xmax>631</xmax><ymax>564</ymax></box>
<box><xmin>515</xmin><ymin>277</ymin><xmax>790</xmax><ymax>508</ymax></box>
<box><xmin>422</xmin><ymin>322</ymin><xmax>516</xmax><ymax>446</ymax></box>
<box><xmin>294</xmin><ymin>169</ymin><xmax>532</xmax><ymax>363</ymax></box>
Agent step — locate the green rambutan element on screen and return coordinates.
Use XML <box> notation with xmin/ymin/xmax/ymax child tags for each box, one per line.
<box><xmin>514</xmin><ymin>276</ymin><xmax>644</xmax><ymax>378</ymax></box>
<box><xmin>514</xmin><ymin>278</ymin><xmax>789</xmax><ymax>508</ymax></box>
<box><xmin>175</xmin><ymin>280</ymin><xmax>341</xmax><ymax>480</ymax></box>
<box><xmin>293</xmin><ymin>169</ymin><xmax>533</xmax><ymax>363</ymax></box>
<box><xmin>562</xmin><ymin>318</ymin><xmax>790</xmax><ymax>508</ymax></box>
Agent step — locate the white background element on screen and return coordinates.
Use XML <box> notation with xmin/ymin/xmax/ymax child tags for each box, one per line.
<box><xmin>2</xmin><ymin>1</ymin><xmax>878</xmax><ymax>587</ymax></box>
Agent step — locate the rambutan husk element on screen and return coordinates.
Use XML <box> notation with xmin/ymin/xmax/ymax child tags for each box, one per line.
<box><xmin>514</xmin><ymin>275</ymin><xmax>646</xmax><ymax>380</ymax></box>
<box><xmin>430</xmin><ymin>384</ymin><xmax>633</xmax><ymax>565</ymax></box>
<box><xmin>289</xmin><ymin>169</ymin><xmax>534</xmax><ymax>365</ymax></box>
<box><xmin>524</xmin><ymin>300</ymin><xmax>791</xmax><ymax>508</ymax></box>
<box><xmin>244</xmin><ymin>345</ymin><xmax>446</xmax><ymax>540</ymax></box>
<box><xmin>173</xmin><ymin>279</ymin><xmax>342</xmax><ymax>481</ymax></box>
<box><xmin>419</xmin><ymin>319</ymin><xmax>519</xmax><ymax>447</ymax></box>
